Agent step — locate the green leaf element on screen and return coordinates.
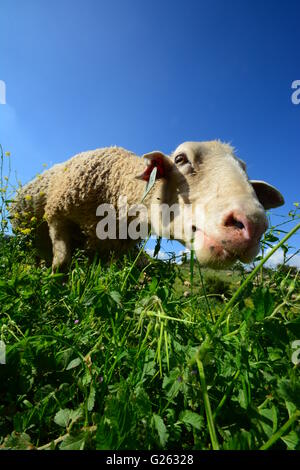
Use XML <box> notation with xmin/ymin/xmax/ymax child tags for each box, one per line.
<box><xmin>162</xmin><ymin>368</ymin><xmax>182</xmax><ymax>399</ymax></box>
<box><xmin>152</xmin><ymin>414</ymin><xmax>168</xmax><ymax>447</ymax></box>
<box><xmin>149</xmin><ymin>277</ymin><xmax>158</xmax><ymax>292</ymax></box>
<box><xmin>143</xmin><ymin>358</ymin><xmax>156</xmax><ymax>376</ymax></box>
<box><xmin>285</xmin><ymin>400</ymin><xmax>297</xmax><ymax>418</ymax></box>
<box><xmin>96</xmin><ymin>419</ymin><xmax>113</xmax><ymax>450</ymax></box>
<box><xmin>281</xmin><ymin>431</ymin><xmax>299</xmax><ymax>450</ymax></box>
<box><xmin>66</xmin><ymin>357</ymin><xmax>81</xmax><ymax>370</ymax></box>
<box><xmin>69</xmin><ymin>407</ymin><xmax>83</xmax><ymax>424</ymax></box>
<box><xmin>87</xmin><ymin>385</ymin><xmax>96</xmax><ymax>411</ymax></box>
<box><xmin>277</xmin><ymin>379</ymin><xmax>300</xmax><ymax>408</ymax></box>
<box><xmin>47</xmin><ymin>272</ymin><xmax>66</xmax><ymax>279</ymax></box>
<box><xmin>1</xmin><ymin>432</ymin><xmax>33</xmax><ymax>450</ymax></box>
<box><xmin>54</xmin><ymin>409</ymin><xmax>71</xmax><ymax>428</ymax></box>
<box><xmin>141</xmin><ymin>166</ymin><xmax>157</xmax><ymax>202</ymax></box>
<box><xmin>82</xmin><ymin>370</ymin><xmax>92</xmax><ymax>386</ymax></box>
<box><xmin>59</xmin><ymin>433</ymin><xmax>86</xmax><ymax>450</ymax></box>
<box><xmin>178</xmin><ymin>410</ymin><xmax>204</xmax><ymax>430</ymax></box>
<box><xmin>22</xmin><ymin>399</ymin><xmax>33</xmax><ymax>408</ymax></box>
<box><xmin>54</xmin><ymin>407</ymin><xmax>82</xmax><ymax>429</ymax></box>
<box><xmin>134</xmin><ymin>387</ymin><xmax>152</xmax><ymax>417</ymax></box>
<box><xmin>285</xmin><ymin>317</ymin><xmax>300</xmax><ymax>337</ymax></box>
<box><xmin>59</xmin><ymin>348</ymin><xmax>73</xmax><ymax>368</ymax></box>
<box><xmin>110</xmin><ymin>290</ymin><xmax>122</xmax><ymax>305</ymax></box>
<box><xmin>265</xmin><ymin>233</ymin><xmax>279</xmax><ymax>243</ymax></box>
<box><xmin>237</xmin><ymin>389</ymin><xmax>247</xmax><ymax>410</ymax></box>
<box><xmin>267</xmin><ymin>347</ymin><xmax>282</xmax><ymax>362</ymax></box>
<box><xmin>259</xmin><ymin>407</ymin><xmax>277</xmax><ymax>438</ymax></box>
<box><xmin>253</xmin><ymin>287</ymin><xmax>274</xmax><ymax>321</ymax></box>
<box><xmin>223</xmin><ymin>429</ymin><xmax>253</xmax><ymax>450</ymax></box>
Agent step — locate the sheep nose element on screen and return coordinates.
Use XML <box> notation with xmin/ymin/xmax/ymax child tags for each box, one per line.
<box><xmin>223</xmin><ymin>211</ymin><xmax>267</xmax><ymax>241</ymax></box>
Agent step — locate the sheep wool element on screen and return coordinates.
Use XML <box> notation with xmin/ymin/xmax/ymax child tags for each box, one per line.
<box><xmin>11</xmin><ymin>147</ymin><xmax>148</xmax><ymax>269</ymax></box>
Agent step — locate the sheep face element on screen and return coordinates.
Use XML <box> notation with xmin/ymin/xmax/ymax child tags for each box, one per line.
<box><xmin>140</xmin><ymin>141</ymin><xmax>284</xmax><ymax>268</ymax></box>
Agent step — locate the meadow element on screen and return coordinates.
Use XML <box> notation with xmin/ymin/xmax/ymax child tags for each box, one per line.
<box><xmin>0</xmin><ymin>146</ymin><xmax>299</xmax><ymax>450</ymax></box>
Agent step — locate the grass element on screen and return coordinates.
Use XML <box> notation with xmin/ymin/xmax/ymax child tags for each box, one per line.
<box><xmin>0</xmin><ymin>146</ymin><xmax>299</xmax><ymax>450</ymax></box>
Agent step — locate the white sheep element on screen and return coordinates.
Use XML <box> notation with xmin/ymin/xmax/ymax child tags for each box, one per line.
<box><xmin>11</xmin><ymin>141</ymin><xmax>284</xmax><ymax>270</ymax></box>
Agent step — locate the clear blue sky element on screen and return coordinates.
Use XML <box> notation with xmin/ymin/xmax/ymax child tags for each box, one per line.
<box><xmin>1</xmin><ymin>0</ymin><xmax>299</xmax><ymax>259</ymax></box>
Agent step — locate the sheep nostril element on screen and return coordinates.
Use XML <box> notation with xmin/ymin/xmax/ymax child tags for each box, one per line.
<box><xmin>233</xmin><ymin>219</ymin><xmax>245</xmax><ymax>230</ymax></box>
<box><xmin>192</xmin><ymin>225</ymin><xmax>197</xmax><ymax>232</ymax></box>
<box><xmin>223</xmin><ymin>211</ymin><xmax>267</xmax><ymax>242</ymax></box>
<box><xmin>224</xmin><ymin>214</ymin><xmax>245</xmax><ymax>231</ymax></box>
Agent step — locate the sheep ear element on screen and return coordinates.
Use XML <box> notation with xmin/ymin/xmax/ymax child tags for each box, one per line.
<box><xmin>136</xmin><ymin>151</ymin><xmax>174</xmax><ymax>181</ymax></box>
<box><xmin>250</xmin><ymin>180</ymin><xmax>284</xmax><ymax>209</ymax></box>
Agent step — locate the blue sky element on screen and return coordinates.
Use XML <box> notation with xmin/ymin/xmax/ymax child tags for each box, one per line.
<box><xmin>1</xmin><ymin>0</ymin><xmax>299</xmax><ymax>262</ymax></box>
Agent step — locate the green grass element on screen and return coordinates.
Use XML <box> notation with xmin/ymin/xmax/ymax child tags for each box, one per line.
<box><xmin>0</xmin><ymin>146</ymin><xmax>299</xmax><ymax>450</ymax></box>
<box><xmin>0</xmin><ymin>230</ymin><xmax>299</xmax><ymax>450</ymax></box>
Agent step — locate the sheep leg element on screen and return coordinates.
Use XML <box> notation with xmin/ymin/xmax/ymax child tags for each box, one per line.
<box><xmin>35</xmin><ymin>221</ymin><xmax>53</xmax><ymax>266</ymax></box>
<box><xmin>48</xmin><ymin>219</ymin><xmax>72</xmax><ymax>271</ymax></box>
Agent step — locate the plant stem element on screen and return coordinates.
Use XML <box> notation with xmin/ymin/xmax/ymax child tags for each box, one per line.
<box><xmin>197</xmin><ymin>261</ymin><xmax>215</xmax><ymax>323</ymax></box>
<box><xmin>213</xmin><ymin>222</ymin><xmax>300</xmax><ymax>332</ymax></box>
<box><xmin>213</xmin><ymin>370</ymin><xmax>240</xmax><ymax>419</ymax></box>
<box><xmin>193</xmin><ymin>223</ymin><xmax>300</xmax><ymax>371</ymax></box>
<box><xmin>196</xmin><ymin>358</ymin><xmax>219</xmax><ymax>450</ymax></box>
<box><xmin>121</xmin><ymin>235</ymin><xmax>149</xmax><ymax>292</ymax></box>
<box><xmin>260</xmin><ymin>411</ymin><xmax>300</xmax><ymax>450</ymax></box>
<box><xmin>37</xmin><ymin>425</ymin><xmax>97</xmax><ymax>450</ymax></box>
<box><xmin>190</xmin><ymin>249</ymin><xmax>194</xmax><ymax>295</ymax></box>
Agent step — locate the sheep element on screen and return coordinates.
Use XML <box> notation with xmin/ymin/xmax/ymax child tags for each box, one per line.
<box><xmin>11</xmin><ymin>141</ymin><xmax>284</xmax><ymax>271</ymax></box>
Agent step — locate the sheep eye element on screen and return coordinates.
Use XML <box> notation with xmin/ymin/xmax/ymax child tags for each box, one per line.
<box><xmin>175</xmin><ymin>153</ymin><xmax>188</xmax><ymax>165</ymax></box>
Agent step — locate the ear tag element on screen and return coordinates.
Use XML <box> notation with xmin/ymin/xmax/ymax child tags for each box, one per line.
<box><xmin>141</xmin><ymin>166</ymin><xmax>157</xmax><ymax>202</ymax></box>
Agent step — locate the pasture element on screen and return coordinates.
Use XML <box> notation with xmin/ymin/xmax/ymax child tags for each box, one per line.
<box><xmin>0</xmin><ymin>148</ymin><xmax>299</xmax><ymax>450</ymax></box>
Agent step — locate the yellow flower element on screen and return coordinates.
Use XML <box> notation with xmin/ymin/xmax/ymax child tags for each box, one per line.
<box><xmin>24</xmin><ymin>195</ymin><xmax>32</xmax><ymax>201</ymax></box>
<box><xmin>20</xmin><ymin>228</ymin><xmax>31</xmax><ymax>235</ymax></box>
<box><xmin>13</xmin><ymin>212</ymin><xmax>20</xmax><ymax>219</ymax></box>
<box><xmin>30</xmin><ymin>216</ymin><xmax>37</xmax><ymax>223</ymax></box>
<box><xmin>244</xmin><ymin>297</ymin><xmax>254</xmax><ymax>309</ymax></box>
<box><xmin>5</xmin><ymin>151</ymin><xmax>10</xmax><ymax>157</ymax></box>
<box><xmin>39</xmin><ymin>191</ymin><xmax>45</xmax><ymax>197</ymax></box>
